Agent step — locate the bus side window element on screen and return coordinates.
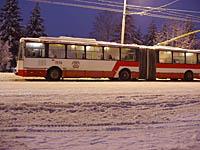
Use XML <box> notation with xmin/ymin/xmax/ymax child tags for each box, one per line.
<box><xmin>104</xmin><ymin>47</ymin><xmax>120</xmax><ymax>61</ymax></box>
<box><xmin>159</xmin><ymin>51</ymin><xmax>172</xmax><ymax>63</ymax></box>
<box><xmin>173</xmin><ymin>52</ymin><xmax>185</xmax><ymax>64</ymax></box>
<box><xmin>67</xmin><ymin>45</ymin><xmax>85</xmax><ymax>59</ymax></box>
<box><xmin>49</xmin><ymin>44</ymin><xmax>65</xmax><ymax>59</ymax></box>
<box><xmin>86</xmin><ymin>46</ymin><xmax>103</xmax><ymax>60</ymax></box>
<box><xmin>108</xmin><ymin>54</ymin><xmax>112</xmax><ymax>60</ymax></box>
<box><xmin>198</xmin><ymin>54</ymin><xmax>200</xmax><ymax>64</ymax></box>
<box><xmin>186</xmin><ymin>53</ymin><xmax>197</xmax><ymax>64</ymax></box>
<box><xmin>121</xmin><ymin>48</ymin><xmax>136</xmax><ymax>61</ymax></box>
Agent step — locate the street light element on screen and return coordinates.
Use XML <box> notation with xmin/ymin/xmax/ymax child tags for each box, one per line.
<box><xmin>121</xmin><ymin>0</ymin><xmax>127</xmax><ymax>44</ymax></box>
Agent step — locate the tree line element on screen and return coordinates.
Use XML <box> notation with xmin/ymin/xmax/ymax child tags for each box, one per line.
<box><xmin>0</xmin><ymin>0</ymin><xmax>45</xmax><ymax>71</ymax></box>
<box><xmin>90</xmin><ymin>11</ymin><xmax>200</xmax><ymax>49</ymax></box>
<box><xmin>0</xmin><ymin>0</ymin><xmax>199</xmax><ymax>71</ymax></box>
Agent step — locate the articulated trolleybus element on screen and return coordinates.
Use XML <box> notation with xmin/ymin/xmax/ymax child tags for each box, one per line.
<box><xmin>15</xmin><ymin>36</ymin><xmax>200</xmax><ymax>81</ymax></box>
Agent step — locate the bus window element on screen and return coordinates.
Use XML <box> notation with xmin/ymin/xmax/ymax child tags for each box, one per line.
<box><xmin>25</xmin><ymin>42</ymin><xmax>45</xmax><ymax>58</ymax></box>
<box><xmin>104</xmin><ymin>47</ymin><xmax>119</xmax><ymax>60</ymax></box>
<box><xmin>173</xmin><ymin>52</ymin><xmax>185</xmax><ymax>64</ymax></box>
<box><xmin>159</xmin><ymin>51</ymin><xmax>172</xmax><ymax>63</ymax></box>
<box><xmin>121</xmin><ymin>48</ymin><xmax>136</xmax><ymax>61</ymax></box>
<box><xmin>198</xmin><ymin>54</ymin><xmax>200</xmax><ymax>64</ymax></box>
<box><xmin>67</xmin><ymin>45</ymin><xmax>85</xmax><ymax>59</ymax></box>
<box><xmin>186</xmin><ymin>53</ymin><xmax>197</xmax><ymax>64</ymax></box>
<box><xmin>86</xmin><ymin>46</ymin><xmax>103</xmax><ymax>60</ymax></box>
<box><xmin>49</xmin><ymin>44</ymin><xmax>65</xmax><ymax>59</ymax></box>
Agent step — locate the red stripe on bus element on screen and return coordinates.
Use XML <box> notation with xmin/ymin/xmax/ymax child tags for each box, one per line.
<box><xmin>112</xmin><ymin>61</ymin><xmax>139</xmax><ymax>72</ymax></box>
<box><xmin>156</xmin><ymin>73</ymin><xmax>184</xmax><ymax>79</ymax></box>
<box><xmin>157</xmin><ymin>73</ymin><xmax>200</xmax><ymax>79</ymax></box>
<box><xmin>194</xmin><ymin>74</ymin><xmax>200</xmax><ymax>79</ymax></box>
<box><xmin>63</xmin><ymin>70</ymin><xmax>114</xmax><ymax>78</ymax></box>
<box><xmin>157</xmin><ymin>63</ymin><xmax>200</xmax><ymax>69</ymax></box>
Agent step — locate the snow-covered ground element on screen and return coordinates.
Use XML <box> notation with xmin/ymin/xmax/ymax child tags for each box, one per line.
<box><xmin>0</xmin><ymin>73</ymin><xmax>200</xmax><ymax>150</ymax></box>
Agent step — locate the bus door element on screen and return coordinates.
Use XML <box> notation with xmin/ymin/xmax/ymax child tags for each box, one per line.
<box><xmin>139</xmin><ymin>48</ymin><xmax>147</xmax><ymax>79</ymax></box>
<box><xmin>147</xmin><ymin>49</ymin><xmax>157</xmax><ymax>80</ymax></box>
<box><xmin>139</xmin><ymin>49</ymin><xmax>156</xmax><ymax>80</ymax></box>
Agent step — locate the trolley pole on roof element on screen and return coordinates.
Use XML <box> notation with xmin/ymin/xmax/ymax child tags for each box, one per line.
<box><xmin>121</xmin><ymin>0</ymin><xmax>127</xmax><ymax>44</ymax></box>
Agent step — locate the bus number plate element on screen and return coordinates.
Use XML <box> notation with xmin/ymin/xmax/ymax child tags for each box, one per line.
<box><xmin>55</xmin><ymin>61</ymin><xmax>63</xmax><ymax>65</ymax></box>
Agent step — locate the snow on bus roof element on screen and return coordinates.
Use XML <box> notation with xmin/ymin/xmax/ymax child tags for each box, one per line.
<box><xmin>152</xmin><ymin>45</ymin><xmax>200</xmax><ymax>53</ymax></box>
<box><xmin>20</xmin><ymin>36</ymin><xmax>200</xmax><ymax>53</ymax></box>
<box><xmin>20</xmin><ymin>36</ymin><xmax>146</xmax><ymax>48</ymax></box>
<box><xmin>21</xmin><ymin>36</ymin><xmax>98</xmax><ymax>45</ymax></box>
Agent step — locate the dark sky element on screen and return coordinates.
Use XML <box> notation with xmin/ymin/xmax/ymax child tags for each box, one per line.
<box><xmin>0</xmin><ymin>0</ymin><xmax>200</xmax><ymax>38</ymax></box>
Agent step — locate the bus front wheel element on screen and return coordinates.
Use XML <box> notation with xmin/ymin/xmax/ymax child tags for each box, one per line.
<box><xmin>47</xmin><ymin>68</ymin><xmax>62</xmax><ymax>81</ymax></box>
<box><xmin>184</xmin><ymin>71</ymin><xmax>193</xmax><ymax>81</ymax></box>
<box><xmin>119</xmin><ymin>69</ymin><xmax>131</xmax><ymax>81</ymax></box>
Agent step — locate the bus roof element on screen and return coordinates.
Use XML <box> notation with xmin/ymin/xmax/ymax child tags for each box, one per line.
<box><xmin>20</xmin><ymin>36</ymin><xmax>200</xmax><ymax>53</ymax></box>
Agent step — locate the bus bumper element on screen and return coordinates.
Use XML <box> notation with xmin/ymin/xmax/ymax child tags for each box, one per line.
<box><xmin>15</xmin><ymin>69</ymin><xmax>47</xmax><ymax>77</ymax></box>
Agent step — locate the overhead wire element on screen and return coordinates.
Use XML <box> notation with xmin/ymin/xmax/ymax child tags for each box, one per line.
<box><xmin>137</xmin><ymin>0</ymin><xmax>180</xmax><ymax>14</ymax></box>
<box><xmin>73</xmin><ymin>0</ymin><xmax>200</xmax><ymax>21</ymax></box>
<box><xmin>27</xmin><ymin>0</ymin><xmax>123</xmax><ymax>13</ymax></box>
<box><xmin>157</xmin><ymin>0</ymin><xmax>180</xmax><ymax>8</ymax></box>
<box><xmin>60</xmin><ymin>0</ymin><xmax>123</xmax><ymax>9</ymax></box>
<box><xmin>126</xmin><ymin>0</ymin><xmax>200</xmax><ymax>22</ymax></box>
<box><xmin>127</xmin><ymin>3</ymin><xmax>200</xmax><ymax>14</ymax></box>
<box><xmin>144</xmin><ymin>13</ymin><xmax>200</xmax><ymax>23</ymax></box>
<box><xmin>28</xmin><ymin>0</ymin><xmax>200</xmax><ymax>23</ymax></box>
<box><xmin>96</xmin><ymin>0</ymin><xmax>124</xmax><ymax>5</ymax></box>
<box><xmin>127</xmin><ymin>6</ymin><xmax>200</xmax><ymax>22</ymax></box>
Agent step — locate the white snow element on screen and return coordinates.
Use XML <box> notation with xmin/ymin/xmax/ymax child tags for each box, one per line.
<box><xmin>0</xmin><ymin>73</ymin><xmax>200</xmax><ymax>150</ymax></box>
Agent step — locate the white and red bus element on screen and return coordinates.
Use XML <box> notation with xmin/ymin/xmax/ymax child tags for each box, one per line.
<box><xmin>15</xmin><ymin>36</ymin><xmax>200</xmax><ymax>81</ymax></box>
<box><xmin>155</xmin><ymin>46</ymin><xmax>200</xmax><ymax>81</ymax></box>
<box><xmin>16</xmin><ymin>37</ymin><xmax>141</xmax><ymax>81</ymax></box>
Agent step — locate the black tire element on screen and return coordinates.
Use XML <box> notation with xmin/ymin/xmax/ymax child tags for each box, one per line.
<box><xmin>184</xmin><ymin>71</ymin><xmax>193</xmax><ymax>81</ymax></box>
<box><xmin>109</xmin><ymin>78</ymin><xmax>118</xmax><ymax>81</ymax></box>
<box><xmin>119</xmin><ymin>70</ymin><xmax>131</xmax><ymax>81</ymax></box>
<box><xmin>171</xmin><ymin>78</ymin><xmax>178</xmax><ymax>81</ymax></box>
<box><xmin>47</xmin><ymin>68</ymin><xmax>62</xmax><ymax>81</ymax></box>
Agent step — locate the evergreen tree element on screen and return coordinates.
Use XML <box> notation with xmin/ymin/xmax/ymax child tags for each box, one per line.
<box><xmin>26</xmin><ymin>3</ymin><xmax>46</xmax><ymax>37</ymax></box>
<box><xmin>112</xmin><ymin>14</ymin><xmax>141</xmax><ymax>44</ymax></box>
<box><xmin>0</xmin><ymin>0</ymin><xmax>23</xmax><ymax>58</ymax></box>
<box><xmin>145</xmin><ymin>21</ymin><xmax>157</xmax><ymax>46</ymax></box>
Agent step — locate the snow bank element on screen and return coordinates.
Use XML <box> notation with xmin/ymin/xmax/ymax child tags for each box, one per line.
<box><xmin>0</xmin><ymin>73</ymin><xmax>200</xmax><ymax>150</ymax></box>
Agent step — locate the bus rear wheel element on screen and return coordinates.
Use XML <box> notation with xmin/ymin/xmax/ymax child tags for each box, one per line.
<box><xmin>184</xmin><ymin>71</ymin><xmax>193</xmax><ymax>81</ymax></box>
<box><xmin>119</xmin><ymin>69</ymin><xmax>131</xmax><ymax>81</ymax></box>
<box><xmin>47</xmin><ymin>68</ymin><xmax>62</xmax><ymax>81</ymax></box>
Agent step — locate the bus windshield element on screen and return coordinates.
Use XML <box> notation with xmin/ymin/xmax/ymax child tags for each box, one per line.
<box><xmin>17</xmin><ymin>43</ymin><xmax>23</xmax><ymax>60</ymax></box>
<box><xmin>25</xmin><ymin>42</ymin><xmax>45</xmax><ymax>58</ymax></box>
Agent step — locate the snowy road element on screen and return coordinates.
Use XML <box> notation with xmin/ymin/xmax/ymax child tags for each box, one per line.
<box><xmin>0</xmin><ymin>73</ymin><xmax>200</xmax><ymax>150</ymax></box>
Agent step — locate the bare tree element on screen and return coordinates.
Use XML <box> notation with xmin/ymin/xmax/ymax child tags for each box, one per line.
<box><xmin>90</xmin><ymin>11</ymin><xmax>118</xmax><ymax>42</ymax></box>
<box><xmin>112</xmin><ymin>14</ymin><xmax>142</xmax><ymax>44</ymax></box>
<box><xmin>0</xmin><ymin>41</ymin><xmax>12</xmax><ymax>71</ymax></box>
<box><xmin>157</xmin><ymin>21</ymin><xmax>197</xmax><ymax>49</ymax></box>
<box><xmin>144</xmin><ymin>21</ymin><xmax>158</xmax><ymax>46</ymax></box>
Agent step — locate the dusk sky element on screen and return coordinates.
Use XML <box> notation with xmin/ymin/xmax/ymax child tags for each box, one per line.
<box><xmin>0</xmin><ymin>0</ymin><xmax>200</xmax><ymax>38</ymax></box>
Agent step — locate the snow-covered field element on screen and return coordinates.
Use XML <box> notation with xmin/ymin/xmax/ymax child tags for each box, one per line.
<box><xmin>0</xmin><ymin>73</ymin><xmax>200</xmax><ymax>150</ymax></box>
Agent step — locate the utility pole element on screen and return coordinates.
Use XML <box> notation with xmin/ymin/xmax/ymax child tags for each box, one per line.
<box><xmin>121</xmin><ymin>0</ymin><xmax>127</xmax><ymax>44</ymax></box>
